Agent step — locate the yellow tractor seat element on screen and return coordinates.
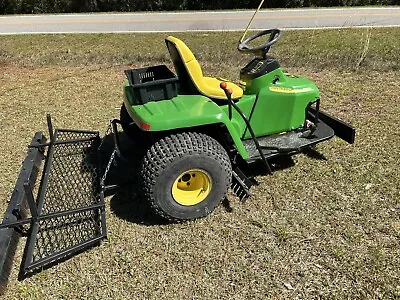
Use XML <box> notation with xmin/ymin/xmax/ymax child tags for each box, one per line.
<box><xmin>165</xmin><ymin>36</ymin><xmax>243</xmax><ymax>101</ymax></box>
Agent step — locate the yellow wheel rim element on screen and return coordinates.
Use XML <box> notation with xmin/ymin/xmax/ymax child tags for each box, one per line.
<box><xmin>172</xmin><ymin>169</ymin><xmax>212</xmax><ymax>206</ymax></box>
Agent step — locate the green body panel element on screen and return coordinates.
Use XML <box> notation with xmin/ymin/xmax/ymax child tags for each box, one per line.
<box><xmin>123</xmin><ymin>67</ymin><xmax>320</xmax><ymax>160</ymax></box>
<box><xmin>241</xmin><ymin>68</ymin><xmax>320</xmax><ymax>139</ymax></box>
<box><xmin>221</xmin><ymin>94</ymin><xmax>256</xmax><ymax>138</ymax></box>
<box><xmin>123</xmin><ymin>90</ymin><xmax>249</xmax><ymax>159</ymax></box>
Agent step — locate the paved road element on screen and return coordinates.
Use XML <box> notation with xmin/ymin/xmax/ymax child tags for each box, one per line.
<box><xmin>0</xmin><ymin>7</ymin><xmax>399</xmax><ymax>34</ymax></box>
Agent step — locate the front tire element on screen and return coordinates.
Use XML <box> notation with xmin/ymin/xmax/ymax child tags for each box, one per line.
<box><xmin>140</xmin><ymin>132</ymin><xmax>232</xmax><ymax>222</ymax></box>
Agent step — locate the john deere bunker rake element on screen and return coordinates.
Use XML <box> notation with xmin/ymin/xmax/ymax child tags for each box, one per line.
<box><xmin>0</xmin><ymin>29</ymin><xmax>355</xmax><ymax>290</ymax></box>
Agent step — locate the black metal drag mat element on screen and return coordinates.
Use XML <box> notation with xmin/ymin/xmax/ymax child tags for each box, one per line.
<box><xmin>0</xmin><ymin>127</ymin><xmax>107</xmax><ymax>287</ymax></box>
<box><xmin>21</xmin><ymin>129</ymin><xmax>107</xmax><ymax>274</ymax></box>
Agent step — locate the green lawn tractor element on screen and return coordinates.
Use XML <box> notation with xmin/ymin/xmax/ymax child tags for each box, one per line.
<box><xmin>119</xmin><ymin>29</ymin><xmax>355</xmax><ymax>222</ymax></box>
<box><xmin>0</xmin><ymin>29</ymin><xmax>355</xmax><ymax>288</ymax></box>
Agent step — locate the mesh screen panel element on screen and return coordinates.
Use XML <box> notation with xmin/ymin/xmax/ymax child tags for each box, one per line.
<box><xmin>25</xmin><ymin>130</ymin><xmax>106</xmax><ymax>271</ymax></box>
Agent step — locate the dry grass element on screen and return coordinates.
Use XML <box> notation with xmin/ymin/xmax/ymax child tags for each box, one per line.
<box><xmin>0</xmin><ymin>28</ymin><xmax>399</xmax><ymax>71</ymax></box>
<box><xmin>0</xmin><ymin>29</ymin><xmax>399</xmax><ymax>299</ymax></box>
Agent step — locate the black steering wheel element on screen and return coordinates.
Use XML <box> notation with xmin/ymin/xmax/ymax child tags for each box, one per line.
<box><xmin>238</xmin><ymin>29</ymin><xmax>282</xmax><ymax>57</ymax></box>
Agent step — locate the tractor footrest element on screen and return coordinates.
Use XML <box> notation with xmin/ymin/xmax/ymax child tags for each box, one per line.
<box><xmin>20</xmin><ymin>129</ymin><xmax>107</xmax><ymax>275</ymax></box>
<box><xmin>244</xmin><ymin>120</ymin><xmax>335</xmax><ymax>163</ymax></box>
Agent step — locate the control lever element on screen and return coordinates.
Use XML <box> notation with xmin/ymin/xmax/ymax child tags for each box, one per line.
<box><xmin>219</xmin><ymin>82</ymin><xmax>272</xmax><ymax>174</ymax></box>
<box><xmin>220</xmin><ymin>82</ymin><xmax>233</xmax><ymax>120</ymax></box>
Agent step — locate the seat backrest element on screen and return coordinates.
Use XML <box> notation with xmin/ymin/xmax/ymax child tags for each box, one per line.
<box><xmin>165</xmin><ymin>36</ymin><xmax>204</xmax><ymax>95</ymax></box>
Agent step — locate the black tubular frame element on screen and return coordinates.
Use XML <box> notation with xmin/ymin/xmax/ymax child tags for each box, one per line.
<box><xmin>0</xmin><ymin>115</ymin><xmax>114</xmax><ymax>282</ymax></box>
<box><xmin>0</xmin><ymin>132</ymin><xmax>45</xmax><ymax>293</ymax></box>
<box><xmin>241</xmin><ymin>93</ymin><xmax>260</xmax><ymax>139</ymax></box>
<box><xmin>222</xmin><ymin>89</ymin><xmax>272</xmax><ymax>174</ymax></box>
<box><xmin>308</xmin><ymin>106</ymin><xmax>356</xmax><ymax>144</ymax></box>
<box><xmin>231</xmin><ymin>100</ymin><xmax>272</xmax><ymax>173</ymax></box>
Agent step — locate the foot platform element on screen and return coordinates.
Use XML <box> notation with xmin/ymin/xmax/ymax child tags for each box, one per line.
<box><xmin>243</xmin><ymin>120</ymin><xmax>335</xmax><ymax>163</ymax></box>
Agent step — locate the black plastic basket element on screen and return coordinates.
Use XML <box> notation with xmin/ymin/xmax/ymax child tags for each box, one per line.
<box><xmin>125</xmin><ymin>65</ymin><xmax>179</xmax><ymax>104</ymax></box>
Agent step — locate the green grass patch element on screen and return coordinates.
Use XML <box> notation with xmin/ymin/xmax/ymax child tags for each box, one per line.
<box><xmin>0</xmin><ymin>28</ymin><xmax>399</xmax><ymax>72</ymax></box>
<box><xmin>0</xmin><ymin>29</ymin><xmax>399</xmax><ymax>298</ymax></box>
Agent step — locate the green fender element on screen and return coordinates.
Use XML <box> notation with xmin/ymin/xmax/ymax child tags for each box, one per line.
<box><xmin>123</xmin><ymin>92</ymin><xmax>249</xmax><ymax>159</ymax></box>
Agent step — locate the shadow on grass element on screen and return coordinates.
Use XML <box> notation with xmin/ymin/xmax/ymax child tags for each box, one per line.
<box><xmin>231</xmin><ymin>147</ymin><xmax>327</xmax><ymax>196</ymax></box>
<box><xmin>237</xmin><ymin>155</ymin><xmax>297</xmax><ymax>179</ymax></box>
<box><xmin>101</xmin><ymin>132</ymin><xmax>327</xmax><ymax>225</ymax></box>
<box><xmin>109</xmin><ymin>184</ymin><xmax>169</xmax><ymax>226</ymax></box>
<box><xmin>99</xmin><ymin>132</ymin><xmax>168</xmax><ymax>226</ymax></box>
<box><xmin>302</xmin><ymin>146</ymin><xmax>328</xmax><ymax>160</ymax></box>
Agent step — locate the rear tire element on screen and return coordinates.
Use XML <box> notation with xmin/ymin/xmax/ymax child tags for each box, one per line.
<box><xmin>140</xmin><ymin>132</ymin><xmax>232</xmax><ymax>222</ymax></box>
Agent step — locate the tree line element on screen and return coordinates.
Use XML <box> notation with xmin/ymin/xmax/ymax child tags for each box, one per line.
<box><xmin>0</xmin><ymin>0</ymin><xmax>398</xmax><ymax>14</ymax></box>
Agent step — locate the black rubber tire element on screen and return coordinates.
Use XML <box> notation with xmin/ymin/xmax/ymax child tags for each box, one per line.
<box><xmin>140</xmin><ymin>132</ymin><xmax>232</xmax><ymax>222</ymax></box>
<box><xmin>120</xmin><ymin>104</ymin><xmax>147</xmax><ymax>142</ymax></box>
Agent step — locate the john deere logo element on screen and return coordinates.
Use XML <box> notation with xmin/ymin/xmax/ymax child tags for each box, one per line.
<box><xmin>269</xmin><ymin>86</ymin><xmax>314</xmax><ymax>94</ymax></box>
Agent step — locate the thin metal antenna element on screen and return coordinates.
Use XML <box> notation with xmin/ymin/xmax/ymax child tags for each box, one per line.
<box><xmin>240</xmin><ymin>0</ymin><xmax>266</xmax><ymax>43</ymax></box>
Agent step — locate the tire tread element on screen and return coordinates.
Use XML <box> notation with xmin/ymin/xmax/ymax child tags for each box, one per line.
<box><xmin>140</xmin><ymin>132</ymin><xmax>231</xmax><ymax>222</ymax></box>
